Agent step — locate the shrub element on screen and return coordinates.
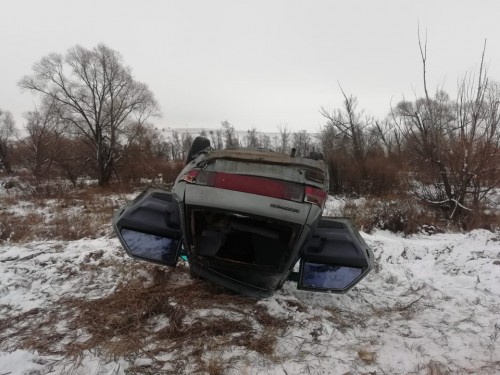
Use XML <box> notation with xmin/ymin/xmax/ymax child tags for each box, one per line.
<box><xmin>459</xmin><ymin>205</ymin><xmax>499</xmax><ymax>232</ymax></box>
<box><xmin>162</xmin><ymin>161</ymin><xmax>185</xmax><ymax>184</ymax></box>
<box><xmin>341</xmin><ymin>196</ymin><xmax>445</xmax><ymax>235</ymax></box>
<box><xmin>326</xmin><ymin>153</ymin><xmax>401</xmax><ymax>197</ymax></box>
<box><xmin>340</xmin><ymin>193</ymin><xmax>499</xmax><ymax>235</ymax></box>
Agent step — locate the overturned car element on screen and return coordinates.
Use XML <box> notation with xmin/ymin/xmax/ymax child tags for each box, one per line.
<box><xmin>113</xmin><ymin>137</ymin><xmax>374</xmax><ymax>297</ymax></box>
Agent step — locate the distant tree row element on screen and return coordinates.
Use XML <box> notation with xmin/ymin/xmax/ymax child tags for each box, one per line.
<box><xmin>0</xmin><ymin>110</ymin><xmax>320</xmax><ymax>185</ymax></box>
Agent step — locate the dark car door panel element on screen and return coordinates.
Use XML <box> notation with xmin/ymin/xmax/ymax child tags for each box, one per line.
<box><xmin>113</xmin><ymin>189</ymin><xmax>182</xmax><ymax>266</ymax></box>
<box><xmin>297</xmin><ymin>217</ymin><xmax>374</xmax><ymax>293</ymax></box>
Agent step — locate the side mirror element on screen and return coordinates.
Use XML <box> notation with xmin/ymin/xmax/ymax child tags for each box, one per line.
<box><xmin>119</xmin><ymin>228</ymin><xmax>181</xmax><ymax>266</ymax></box>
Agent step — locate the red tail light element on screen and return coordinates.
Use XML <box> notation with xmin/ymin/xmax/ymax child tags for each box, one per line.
<box><xmin>181</xmin><ymin>169</ymin><xmax>326</xmax><ymax>206</ymax></box>
<box><xmin>180</xmin><ymin>170</ymin><xmax>199</xmax><ymax>183</ymax></box>
<box><xmin>213</xmin><ymin>173</ymin><xmax>304</xmax><ymax>201</ymax></box>
<box><xmin>304</xmin><ymin>186</ymin><xmax>327</xmax><ymax>207</ymax></box>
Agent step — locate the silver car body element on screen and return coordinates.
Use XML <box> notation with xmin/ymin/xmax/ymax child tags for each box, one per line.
<box><xmin>113</xmin><ymin>146</ymin><xmax>374</xmax><ymax>297</ymax></box>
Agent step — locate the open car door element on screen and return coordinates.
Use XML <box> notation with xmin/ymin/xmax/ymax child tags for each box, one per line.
<box><xmin>112</xmin><ymin>189</ymin><xmax>182</xmax><ymax>266</ymax></box>
<box><xmin>298</xmin><ymin>217</ymin><xmax>374</xmax><ymax>293</ymax></box>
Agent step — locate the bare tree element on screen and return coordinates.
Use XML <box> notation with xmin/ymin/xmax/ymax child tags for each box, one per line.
<box><xmin>395</xmin><ymin>91</ymin><xmax>455</xmax><ymax>204</ymax></box>
<box><xmin>209</xmin><ymin>129</ymin><xmax>223</xmax><ymax>150</ymax></box>
<box><xmin>272</xmin><ymin>135</ymin><xmax>280</xmax><ymax>151</ymax></box>
<box><xmin>19</xmin><ymin>44</ymin><xmax>159</xmax><ymax>186</ymax></box>
<box><xmin>292</xmin><ymin>130</ymin><xmax>311</xmax><ymax>157</ymax></box>
<box><xmin>320</xmin><ymin>90</ymin><xmax>382</xmax><ymax>194</ymax></box>
<box><xmin>53</xmin><ymin>137</ymin><xmax>93</xmax><ymax>187</ymax></box>
<box><xmin>277</xmin><ymin>123</ymin><xmax>291</xmax><ymax>154</ymax></box>
<box><xmin>320</xmin><ymin>90</ymin><xmax>379</xmax><ymax>165</ymax></box>
<box><xmin>0</xmin><ymin>109</ymin><xmax>15</xmax><ymax>174</ymax></box>
<box><xmin>170</xmin><ymin>131</ymin><xmax>182</xmax><ymax>160</ymax></box>
<box><xmin>395</xmin><ymin>36</ymin><xmax>500</xmax><ymax>218</ymax></box>
<box><xmin>259</xmin><ymin>134</ymin><xmax>272</xmax><ymax>149</ymax></box>
<box><xmin>245</xmin><ymin>127</ymin><xmax>259</xmax><ymax>148</ymax></box>
<box><xmin>374</xmin><ymin>118</ymin><xmax>404</xmax><ymax>160</ymax></box>
<box><xmin>17</xmin><ymin>99</ymin><xmax>66</xmax><ymax>181</ymax></box>
<box><xmin>181</xmin><ymin>131</ymin><xmax>193</xmax><ymax>160</ymax></box>
<box><xmin>318</xmin><ymin>120</ymin><xmax>338</xmax><ymax>157</ymax></box>
<box><xmin>221</xmin><ymin>121</ymin><xmax>239</xmax><ymax>148</ymax></box>
<box><xmin>452</xmin><ymin>60</ymin><xmax>500</xmax><ymax>205</ymax></box>
<box><xmin>114</xmin><ymin>124</ymin><xmax>172</xmax><ymax>182</ymax></box>
<box><xmin>154</xmin><ymin>139</ymin><xmax>172</xmax><ymax>161</ymax></box>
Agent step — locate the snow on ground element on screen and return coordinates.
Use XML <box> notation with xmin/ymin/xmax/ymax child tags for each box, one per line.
<box><xmin>0</xmin><ymin>194</ymin><xmax>499</xmax><ymax>374</ymax></box>
<box><xmin>1</xmin><ymin>230</ymin><xmax>499</xmax><ymax>374</ymax></box>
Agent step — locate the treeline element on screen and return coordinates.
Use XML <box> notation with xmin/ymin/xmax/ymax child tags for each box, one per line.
<box><xmin>0</xmin><ymin>111</ymin><xmax>321</xmax><ymax>185</ymax></box>
<box><xmin>1</xmin><ymin>43</ymin><xmax>499</xmax><ymax>221</ymax></box>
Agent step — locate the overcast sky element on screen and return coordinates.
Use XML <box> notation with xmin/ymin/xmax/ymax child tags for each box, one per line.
<box><xmin>1</xmin><ymin>0</ymin><xmax>499</xmax><ymax>132</ymax></box>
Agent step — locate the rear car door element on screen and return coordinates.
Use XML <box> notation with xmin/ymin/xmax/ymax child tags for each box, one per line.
<box><xmin>112</xmin><ymin>189</ymin><xmax>182</xmax><ymax>266</ymax></box>
<box><xmin>298</xmin><ymin>217</ymin><xmax>374</xmax><ymax>293</ymax></box>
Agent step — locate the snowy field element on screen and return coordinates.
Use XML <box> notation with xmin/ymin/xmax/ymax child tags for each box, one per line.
<box><xmin>1</xmin><ymin>194</ymin><xmax>499</xmax><ymax>374</ymax></box>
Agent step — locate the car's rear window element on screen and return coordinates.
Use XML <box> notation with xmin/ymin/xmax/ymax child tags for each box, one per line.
<box><xmin>189</xmin><ymin>209</ymin><xmax>298</xmax><ymax>269</ymax></box>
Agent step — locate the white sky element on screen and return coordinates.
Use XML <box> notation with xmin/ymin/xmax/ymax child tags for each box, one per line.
<box><xmin>1</xmin><ymin>0</ymin><xmax>499</xmax><ymax>132</ymax></box>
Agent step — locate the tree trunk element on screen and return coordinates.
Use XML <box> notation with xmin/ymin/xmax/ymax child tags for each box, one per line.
<box><xmin>97</xmin><ymin>147</ymin><xmax>113</xmax><ymax>186</ymax></box>
<box><xmin>97</xmin><ymin>165</ymin><xmax>113</xmax><ymax>186</ymax></box>
<box><xmin>0</xmin><ymin>143</ymin><xmax>13</xmax><ymax>175</ymax></box>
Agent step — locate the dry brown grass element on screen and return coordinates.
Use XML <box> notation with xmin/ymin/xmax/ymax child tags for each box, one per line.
<box><xmin>341</xmin><ymin>195</ymin><xmax>453</xmax><ymax>235</ymax></box>
<box><xmin>0</xmin><ymin>179</ymin><xmax>302</xmax><ymax>372</ymax></box>
<box><xmin>201</xmin><ymin>357</ymin><xmax>229</xmax><ymax>375</ymax></box>
<box><xmin>357</xmin><ymin>349</ymin><xmax>377</xmax><ymax>364</ymax></box>
<box><xmin>0</xmin><ymin>265</ymin><xmax>290</xmax><ymax>373</ymax></box>
<box><xmin>0</xmin><ymin>305</ymin><xmax>72</xmax><ymax>355</ymax></box>
<box><xmin>0</xmin><ymin>174</ymin><xmax>201</xmax><ymax>244</ymax></box>
<box><xmin>0</xmin><ymin>183</ymin><xmax>141</xmax><ymax>243</ymax></box>
<box><xmin>0</xmin><ymin>204</ymin><xmax>114</xmax><ymax>243</ymax></box>
<box><xmin>459</xmin><ymin>208</ymin><xmax>500</xmax><ymax>232</ymax></box>
<box><xmin>427</xmin><ymin>360</ymin><xmax>451</xmax><ymax>375</ymax></box>
<box><xmin>324</xmin><ymin>306</ymin><xmax>367</xmax><ymax>333</ymax></box>
<box><xmin>340</xmin><ymin>192</ymin><xmax>500</xmax><ymax>235</ymax></box>
<box><xmin>0</xmin><ymin>263</ymin><xmax>299</xmax><ymax>373</ymax></box>
<box><xmin>0</xmin><ymin>212</ymin><xmax>45</xmax><ymax>242</ymax></box>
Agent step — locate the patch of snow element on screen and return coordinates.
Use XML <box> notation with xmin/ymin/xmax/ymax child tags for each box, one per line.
<box><xmin>323</xmin><ymin>195</ymin><xmax>366</xmax><ymax>216</ymax></box>
<box><xmin>0</xmin><ymin>350</ymin><xmax>48</xmax><ymax>374</ymax></box>
<box><xmin>1</xmin><ymin>228</ymin><xmax>499</xmax><ymax>374</ymax></box>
